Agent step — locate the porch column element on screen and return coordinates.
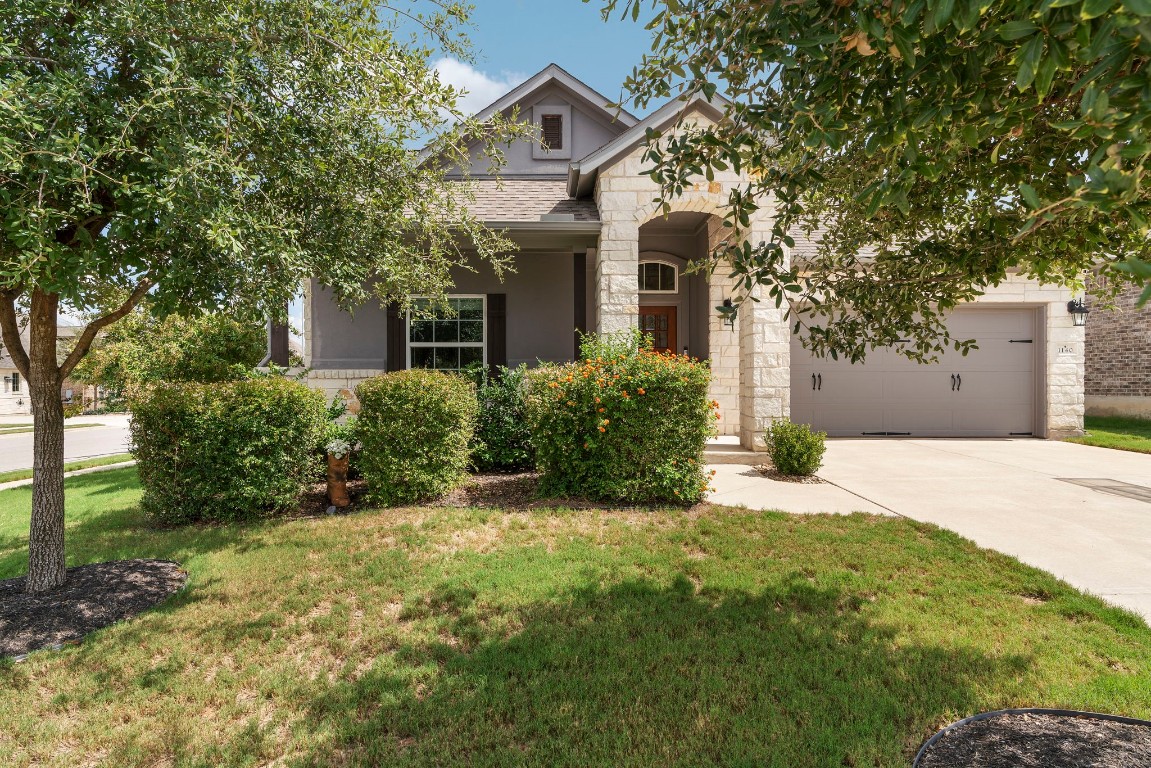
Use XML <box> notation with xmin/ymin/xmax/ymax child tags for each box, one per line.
<box><xmin>738</xmin><ymin>286</ymin><xmax>791</xmax><ymax>450</ymax></box>
<box><xmin>706</xmin><ymin>266</ymin><xmax>742</xmax><ymax>437</ymax></box>
<box><xmin>594</xmin><ymin>218</ymin><xmax>639</xmax><ymax>334</ymax></box>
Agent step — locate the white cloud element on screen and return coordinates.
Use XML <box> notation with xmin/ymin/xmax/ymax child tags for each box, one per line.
<box><xmin>433</xmin><ymin>58</ymin><xmax>527</xmax><ymax>117</ymax></box>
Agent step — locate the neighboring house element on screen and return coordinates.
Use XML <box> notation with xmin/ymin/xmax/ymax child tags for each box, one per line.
<box><xmin>1086</xmin><ymin>283</ymin><xmax>1151</xmax><ymax>419</ymax></box>
<box><xmin>301</xmin><ymin>64</ymin><xmax>1085</xmax><ymax>447</ymax></box>
<box><xmin>0</xmin><ymin>332</ymin><xmax>30</xmax><ymax>416</ymax></box>
<box><xmin>0</xmin><ymin>325</ymin><xmax>87</xmax><ymax>416</ymax></box>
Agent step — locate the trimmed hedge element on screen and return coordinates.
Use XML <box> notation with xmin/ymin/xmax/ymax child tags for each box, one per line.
<box><xmin>355</xmin><ymin>370</ymin><xmax>478</xmax><ymax>505</ymax></box>
<box><xmin>764</xmin><ymin>419</ymin><xmax>827</xmax><ymax>476</ymax></box>
<box><xmin>470</xmin><ymin>365</ymin><xmax>533</xmax><ymax>472</ymax></box>
<box><xmin>526</xmin><ymin>333</ymin><xmax>718</xmax><ymax>504</ymax></box>
<box><xmin>130</xmin><ymin>377</ymin><xmax>327</xmax><ymax>524</ymax></box>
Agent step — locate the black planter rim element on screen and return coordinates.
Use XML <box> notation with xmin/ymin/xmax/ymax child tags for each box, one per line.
<box><xmin>912</xmin><ymin>707</ymin><xmax>1151</xmax><ymax>767</ymax></box>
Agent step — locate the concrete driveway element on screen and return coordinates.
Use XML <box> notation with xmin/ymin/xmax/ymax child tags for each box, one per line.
<box><xmin>709</xmin><ymin>439</ymin><xmax>1151</xmax><ymax>622</ymax></box>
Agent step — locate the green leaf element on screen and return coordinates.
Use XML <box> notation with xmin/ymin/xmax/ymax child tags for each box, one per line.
<box><xmin>998</xmin><ymin>20</ymin><xmax>1037</xmax><ymax>39</ymax></box>
<box><xmin>1015</xmin><ymin>34</ymin><xmax>1044</xmax><ymax>90</ymax></box>
<box><xmin>1019</xmin><ymin>183</ymin><xmax>1042</xmax><ymax>208</ymax></box>
<box><xmin>1081</xmin><ymin>0</ymin><xmax>1116</xmax><ymax>18</ymax></box>
<box><xmin>1122</xmin><ymin>0</ymin><xmax>1151</xmax><ymax>14</ymax></box>
<box><xmin>932</xmin><ymin>0</ymin><xmax>958</xmax><ymax>28</ymax></box>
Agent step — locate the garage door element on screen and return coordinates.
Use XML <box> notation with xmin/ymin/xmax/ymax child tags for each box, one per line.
<box><xmin>790</xmin><ymin>309</ymin><xmax>1038</xmax><ymax>437</ymax></box>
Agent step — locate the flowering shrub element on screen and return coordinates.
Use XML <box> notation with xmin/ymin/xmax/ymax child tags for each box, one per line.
<box><xmin>355</xmin><ymin>370</ymin><xmax>478</xmax><ymax>506</ymax></box>
<box><xmin>130</xmin><ymin>377</ymin><xmax>327</xmax><ymax>524</ymax></box>
<box><xmin>526</xmin><ymin>331</ymin><xmax>717</xmax><ymax>504</ymax></box>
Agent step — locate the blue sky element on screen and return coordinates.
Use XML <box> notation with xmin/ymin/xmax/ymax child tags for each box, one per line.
<box><xmin>421</xmin><ymin>1</ymin><xmax>657</xmax><ymax>116</ymax></box>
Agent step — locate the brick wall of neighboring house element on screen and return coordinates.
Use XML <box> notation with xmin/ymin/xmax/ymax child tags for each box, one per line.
<box><xmin>1085</xmin><ymin>283</ymin><xmax>1151</xmax><ymax>419</ymax></box>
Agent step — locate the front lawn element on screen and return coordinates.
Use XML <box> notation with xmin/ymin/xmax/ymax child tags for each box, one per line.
<box><xmin>1068</xmin><ymin>415</ymin><xmax>1151</xmax><ymax>454</ymax></box>
<box><xmin>2</xmin><ymin>470</ymin><xmax>1149</xmax><ymax>767</ymax></box>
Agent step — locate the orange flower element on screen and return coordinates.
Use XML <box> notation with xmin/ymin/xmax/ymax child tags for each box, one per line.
<box><xmin>598</xmin><ymin>426</ymin><xmax>606</xmax><ymax>432</ymax></box>
<box><xmin>598</xmin><ymin>407</ymin><xmax>605</xmax><ymax>413</ymax></box>
<box><xmin>637</xmin><ymin>388</ymin><xmax>645</xmax><ymax>395</ymax></box>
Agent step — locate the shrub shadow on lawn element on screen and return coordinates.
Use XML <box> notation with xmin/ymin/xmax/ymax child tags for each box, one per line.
<box><xmin>301</xmin><ymin>576</ymin><xmax>1027</xmax><ymax>767</ymax></box>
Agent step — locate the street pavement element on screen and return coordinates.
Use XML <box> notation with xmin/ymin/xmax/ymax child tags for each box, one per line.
<box><xmin>0</xmin><ymin>414</ymin><xmax>131</xmax><ymax>473</ymax></box>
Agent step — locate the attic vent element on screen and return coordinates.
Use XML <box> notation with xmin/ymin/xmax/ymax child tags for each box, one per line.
<box><xmin>541</xmin><ymin>114</ymin><xmax>564</xmax><ymax>151</ymax></box>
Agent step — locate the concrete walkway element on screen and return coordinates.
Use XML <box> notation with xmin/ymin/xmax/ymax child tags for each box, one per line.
<box><xmin>708</xmin><ymin>439</ymin><xmax>1151</xmax><ymax>622</ymax></box>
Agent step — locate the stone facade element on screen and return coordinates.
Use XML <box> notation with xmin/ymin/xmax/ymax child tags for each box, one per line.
<box><xmin>307</xmin><ymin>368</ymin><xmax>383</xmax><ymax>414</ymax></box>
<box><xmin>1086</xmin><ymin>283</ymin><xmax>1151</xmax><ymax>419</ymax></box>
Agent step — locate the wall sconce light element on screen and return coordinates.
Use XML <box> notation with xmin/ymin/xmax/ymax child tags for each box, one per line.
<box><xmin>721</xmin><ymin>298</ymin><xmax>736</xmax><ymax>329</ymax></box>
<box><xmin>2</xmin><ymin>375</ymin><xmax>10</xmax><ymax>389</ymax></box>
<box><xmin>1067</xmin><ymin>299</ymin><xmax>1090</xmax><ymax>327</ymax></box>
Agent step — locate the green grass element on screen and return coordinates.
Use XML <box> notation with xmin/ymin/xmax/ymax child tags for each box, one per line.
<box><xmin>0</xmin><ymin>453</ymin><xmax>135</xmax><ymax>484</ymax></box>
<box><xmin>1067</xmin><ymin>415</ymin><xmax>1151</xmax><ymax>454</ymax></box>
<box><xmin>2</xmin><ymin>472</ymin><xmax>1150</xmax><ymax>767</ymax></box>
<box><xmin>0</xmin><ymin>422</ymin><xmax>104</xmax><ymax>436</ymax></box>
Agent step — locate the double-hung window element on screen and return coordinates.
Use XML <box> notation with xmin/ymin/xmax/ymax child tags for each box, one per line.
<box><xmin>407</xmin><ymin>296</ymin><xmax>486</xmax><ymax>373</ymax></box>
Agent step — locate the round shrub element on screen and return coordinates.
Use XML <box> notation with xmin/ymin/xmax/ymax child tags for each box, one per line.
<box><xmin>129</xmin><ymin>377</ymin><xmax>327</xmax><ymax>524</ymax></box>
<box><xmin>764</xmin><ymin>419</ymin><xmax>827</xmax><ymax>476</ymax></box>
<box><xmin>355</xmin><ymin>370</ymin><xmax>478</xmax><ymax>506</ymax></box>
<box><xmin>470</xmin><ymin>365</ymin><xmax>533</xmax><ymax>472</ymax></box>
<box><xmin>526</xmin><ymin>333</ymin><xmax>718</xmax><ymax>504</ymax></box>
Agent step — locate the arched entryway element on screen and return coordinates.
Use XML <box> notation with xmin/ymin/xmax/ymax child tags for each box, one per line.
<box><xmin>636</xmin><ymin>211</ymin><xmax>741</xmax><ymax>436</ymax></box>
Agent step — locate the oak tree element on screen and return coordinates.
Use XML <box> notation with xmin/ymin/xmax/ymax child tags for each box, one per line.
<box><xmin>1</xmin><ymin>0</ymin><xmax>515</xmax><ymax>591</ymax></box>
<box><xmin>606</xmin><ymin>0</ymin><xmax>1151</xmax><ymax>360</ymax></box>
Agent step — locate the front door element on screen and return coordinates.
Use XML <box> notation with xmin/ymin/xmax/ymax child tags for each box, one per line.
<box><xmin>639</xmin><ymin>306</ymin><xmax>677</xmax><ymax>353</ymax></box>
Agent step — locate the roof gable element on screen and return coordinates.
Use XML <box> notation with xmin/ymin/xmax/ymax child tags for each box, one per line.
<box><xmin>567</xmin><ymin>94</ymin><xmax>730</xmax><ymax>197</ymax></box>
<box><xmin>471</xmin><ymin>63</ymin><xmax>638</xmax><ymax>128</ymax></box>
<box><xmin>449</xmin><ymin>64</ymin><xmax>639</xmax><ymax>179</ymax></box>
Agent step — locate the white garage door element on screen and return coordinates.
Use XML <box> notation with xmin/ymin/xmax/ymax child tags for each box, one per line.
<box><xmin>790</xmin><ymin>309</ymin><xmax>1038</xmax><ymax>437</ymax></box>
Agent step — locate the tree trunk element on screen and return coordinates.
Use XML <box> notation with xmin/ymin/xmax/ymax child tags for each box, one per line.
<box><xmin>25</xmin><ymin>290</ymin><xmax>66</xmax><ymax>593</ymax></box>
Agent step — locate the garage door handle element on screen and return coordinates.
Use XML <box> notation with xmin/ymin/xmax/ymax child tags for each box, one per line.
<box><xmin>956</xmin><ymin>373</ymin><xmax>962</xmax><ymax>391</ymax></box>
<box><xmin>812</xmin><ymin>373</ymin><xmax>817</xmax><ymax>391</ymax></box>
<box><xmin>817</xmin><ymin>373</ymin><xmax>822</xmax><ymax>391</ymax></box>
<box><xmin>951</xmin><ymin>374</ymin><xmax>956</xmax><ymax>391</ymax></box>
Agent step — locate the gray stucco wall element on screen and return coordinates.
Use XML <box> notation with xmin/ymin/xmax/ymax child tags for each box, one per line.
<box><xmin>308</xmin><ymin>253</ymin><xmax>577</xmax><ymax>370</ymax></box>
<box><xmin>459</xmin><ymin>84</ymin><xmax>626</xmax><ymax>177</ymax></box>
<box><xmin>308</xmin><ymin>282</ymin><xmax>388</xmax><ymax>369</ymax></box>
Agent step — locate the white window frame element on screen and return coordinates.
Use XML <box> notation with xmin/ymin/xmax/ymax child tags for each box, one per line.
<box><xmin>638</xmin><ymin>260</ymin><xmax>679</xmax><ymax>294</ymax></box>
<box><xmin>406</xmin><ymin>294</ymin><xmax>487</xmax><ymax>372</ymax></box>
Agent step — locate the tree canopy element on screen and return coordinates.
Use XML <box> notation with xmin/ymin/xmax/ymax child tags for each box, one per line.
<box><xmin>0</xmin><ymin>0</ymin><xmax>517</xmax><ymax>591</ymax></box>
<box><xmin>605</xmin><ymin>0</ymin><xmax>1151</xmax><ymax>361</ymax></box>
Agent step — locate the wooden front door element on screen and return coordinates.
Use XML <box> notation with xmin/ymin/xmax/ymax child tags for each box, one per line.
<box><xmin>639</xmin><ymin>306</ymin><xmax>677</xmax><ymax>353</ymax></box>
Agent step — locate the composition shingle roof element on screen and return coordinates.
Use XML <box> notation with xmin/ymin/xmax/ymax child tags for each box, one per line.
<box><xmin>456</xmin><ymin>179</ymin><xmax>599</xmax><ymax>223</ymax></box>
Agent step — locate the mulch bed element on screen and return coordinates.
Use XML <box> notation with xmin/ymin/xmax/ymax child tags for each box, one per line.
<box><xmin>752</xmin><ymin>464</ymin><xmax>826</xmax><ymax>484</ymax></box>
<box><xmin>0</xmin><ymin>559</ymin><xmax>187</xmax><ymax>659</ymax></box>
<box><xmin>917</xmin><ymin>712</ymin><xmax>1151</xmax><ymax>768</ymax></box>
<box><xmin>301</xmin><ymin>472</ymin><xmax>700</xmax><ymax>512</ymax></box>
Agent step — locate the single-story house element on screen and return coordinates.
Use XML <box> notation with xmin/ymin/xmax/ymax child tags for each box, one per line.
<box><xmin>1086</xmin><ymin>282</ymin><xmax>1151</xmax><ymax>419</ymax></box>
<box><xmin>300</xmin><ymin>64</ymin><xmax>1085</xmax><ymax>448</ymax></box>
